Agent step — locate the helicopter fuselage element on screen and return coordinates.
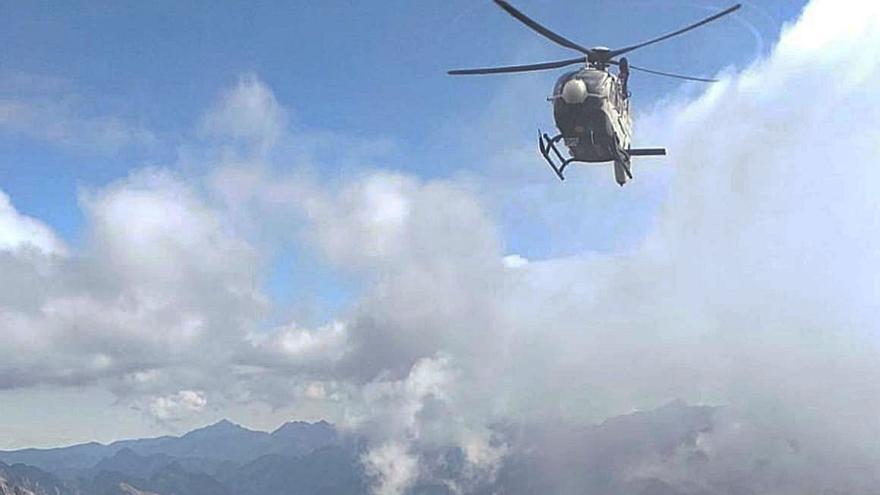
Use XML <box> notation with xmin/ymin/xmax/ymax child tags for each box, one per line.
<box><xmin>448</xmin><ymin>1</ymin><xmax>739</xmax><ymax>185</ymax></box>
<box><xmin>551</xmin><ymin>67</ymin><xmax>631</xmax><ymax>164</ymax></box>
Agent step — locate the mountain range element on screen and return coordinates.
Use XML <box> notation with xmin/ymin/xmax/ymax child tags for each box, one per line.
<box><xmin>0</xmin><ymin>402</ymin><xmax>834</xmax><ymax>495</ymax></box>
<box><xmin>0</xmin><ymin>419</ymin><xmax>361</xmax><ymax>495</ymax></box>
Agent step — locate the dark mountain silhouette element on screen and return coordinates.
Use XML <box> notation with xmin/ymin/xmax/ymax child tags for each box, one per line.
<box><xmin>0</xmin><ymin>419</ymin><xmax>336</xmax><ymax>475</ymax></box>
<box><xmin>84</xmin><ymin>462</ymin><xmax>232</xmax><ymax>495</ymax></box>
<box><xmin>113</xmin><ymin>420</ymin><xmax>273</xmax><ymax>464</ymax></box>
<box><xmin>220</xmin><ymin>445</ymin><xmax>367</xmax><ymax>495</ymax></box>
<box><xmin>269</xmin><ymin>420</ymin><xmax>339</xmax><ymax>457</ymax></box>
<box><xmin>0</xmin><ymin>441</ymin><xmax>114</xmax><ymax>475</ymax></box>
<box><xmin>86</xmin><ymin>447</ymin><xmax>235</xmax><ymax>481</ymax></box>
<box><xmin>0</xmin><ymin>460</ymin><xmax>76</xmax><ymax>495</ymax></box>
<box><xmin>3</xmin><ymin>403</ymin><xmax>817</xmax><ymax>495</ymax></box>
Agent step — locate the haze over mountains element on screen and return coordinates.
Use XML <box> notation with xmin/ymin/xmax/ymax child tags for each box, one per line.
<box><xmin>3</xmin><ymin>401</ymin><xmax>877</xmax><ymax>495</ymax></box>
<box><xmin>0</xmin><ymin>418</ymin><xmax>358</xmax><ymax>495</ymax></box>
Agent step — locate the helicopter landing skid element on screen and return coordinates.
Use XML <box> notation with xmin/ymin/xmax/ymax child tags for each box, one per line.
<box><xmin>538</xmin><ymin>131</ymin><xmax>575</xmax><ymax>181</ymax></box>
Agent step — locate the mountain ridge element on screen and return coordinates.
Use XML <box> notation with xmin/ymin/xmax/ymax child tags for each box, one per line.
<box><xmin>0</xmin><ymin>418</ymin><xmax>345</xmax><ymax>495</ymax></box>
<box><xmin>2</xmin><ymin>403</ymin><xmax>836</xmax><ymax>495</ymax></box>
<box><xmin>0</xmin><ymin>418</ymin><xmax>335</xmax><ymax>473</ymax></box>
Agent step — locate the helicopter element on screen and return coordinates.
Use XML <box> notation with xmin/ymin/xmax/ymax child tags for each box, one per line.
<box><xmin>449</xmin><ymin>1</ymin><xmax>741</xmax><ymax>186</ymax></box>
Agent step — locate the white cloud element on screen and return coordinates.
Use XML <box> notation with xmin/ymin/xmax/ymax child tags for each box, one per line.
<box><xmin>148</xmin><ymin>390</ymin><xmax>208</xmax><ymax>422</ymax></box>
<box><xmin>82</xmin><ymin>169</ymin><xmax>261</xmax><ymax>295</ymax></box>
<box><xmin>296</xmin><ymin>172</ymin><xmax>418</xmax><ymax>269</ymax></box>
<box><xmin>0</xmin><ymin>191</ymin><xmax>66</xmax><ymax>255</ymax></box>
<box><xmin>246</xmin><ymin>321</ymin><xmax>349</xmax><ymax>370</ymax></box>
<box><xmin>200</xmin><ymin>73</ymin><xmax>287</xmax><ymax>154</ymax></box>
<box><xmin>0</xmin><ymin>70</ymin><xmax>156</xmax><ymax>153</ymax></box>
<box><xmin>502</xmin><ymin>254</ymin><xmax>528</xmax><ymax>269</ymax></box>
<box><xmin>362</xmin><ymin>441</ymin><xmax>419</xmax><ymax>495</ymax></box>
<box><xmin>352</xmin><ymin>356</ymin><xmax>463</xmax><ymax>494</ymax></box>
<box><xmin>0</xmin><ymin>170</ymin><xmax>265</xmax><ymax>397</ymax></box>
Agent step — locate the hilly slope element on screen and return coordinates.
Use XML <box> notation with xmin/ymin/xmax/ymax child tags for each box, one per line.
<box><xmin>0</xmin><ymin>460</ymin><xmax>75</xmax><ymax>495</ymax></box>
<box><xmin>0</xmin><ymin>419</ymin><xmax>336</xmax><ymax>475</ymax></box>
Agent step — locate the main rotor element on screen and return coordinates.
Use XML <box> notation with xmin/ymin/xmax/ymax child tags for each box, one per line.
<box><xmin>448</xmin><ymin>1</ymin><xmax>741</xmax><ymax>83</ymax></box>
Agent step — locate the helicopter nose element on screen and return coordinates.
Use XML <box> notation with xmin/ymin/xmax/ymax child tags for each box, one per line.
<box><xmin>561</xmin><ymin>79</ymin><xmax>588</xmax><ymax>104</ymax></box>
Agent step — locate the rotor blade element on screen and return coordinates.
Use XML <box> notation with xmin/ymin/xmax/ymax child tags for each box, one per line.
<box><xmin>494</xmin><ymin>0</ymin><xmax>594</xmax><ymax>56</ymax></box>
<box><xmin>608</xmin><ymin>4</ymin><xmax>741</xmax><ymax>58</ymax></box>
<box><xmin>628</xmin><ymin>63</ymin><xmax>719</xmax><ymax>83</ymax></box>
<box><xmin>448</xmin><ymin>57</ymin><xmax>585</xmax><ymax>75</ymax></box>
